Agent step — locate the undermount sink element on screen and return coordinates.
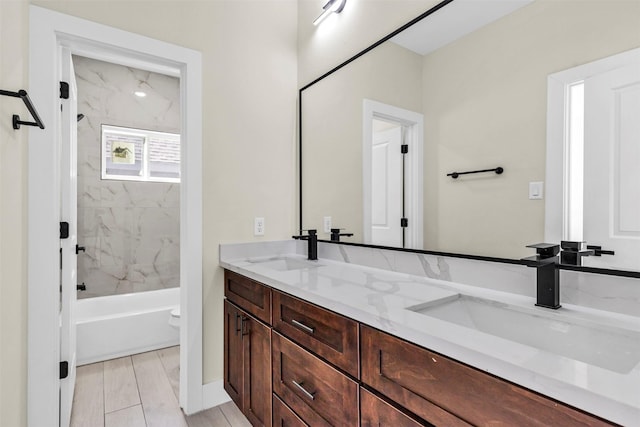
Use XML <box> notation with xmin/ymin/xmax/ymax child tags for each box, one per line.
<box><xmin>407</xmin><ymin>295</ymin><xmax>640</xmax><ymax>374</ymax></box>
<box><xmin>249</xmin><ymin>257</ymin><xmax>323</xmax><ymax>272</ymax></box>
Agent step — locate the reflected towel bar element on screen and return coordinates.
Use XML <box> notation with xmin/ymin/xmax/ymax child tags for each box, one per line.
<box><xmin>0</xmin><ymin>89</ymin><xmax>46</xmax><ymax>130</ymax></box>
<box><xmin>447</xmin><ymin>167</ymin><xmax>503</xmax><ymax>179</ymax></box>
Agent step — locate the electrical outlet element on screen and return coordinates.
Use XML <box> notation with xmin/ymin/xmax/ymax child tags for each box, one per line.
<box><xmin>254</xmin><ymin>217</ymin><xmax>265</xmax><ymax>236</ymax></box>
<box><xmin>323</xmin><ymin>216</ymin><xmax>332</xmax><ymax>233</ymax></box>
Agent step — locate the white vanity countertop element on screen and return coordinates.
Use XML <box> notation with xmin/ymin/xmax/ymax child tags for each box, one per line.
<box><xmin>220</xmin><ymin>243</ymin><xmax>640</xmax><ymax>425</ymax></box>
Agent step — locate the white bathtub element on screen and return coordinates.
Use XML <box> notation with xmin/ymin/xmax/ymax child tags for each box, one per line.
<box><xmin>76</xmin><ymin>287</ymin><xmax>180</xmax><ymax>365</ymax></box>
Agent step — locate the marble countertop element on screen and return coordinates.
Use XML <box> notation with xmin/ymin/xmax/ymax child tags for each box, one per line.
<box><xmin>220</xmin><ymin>242</ymin><xmax>640</xmax><ymax>425</ymax></box>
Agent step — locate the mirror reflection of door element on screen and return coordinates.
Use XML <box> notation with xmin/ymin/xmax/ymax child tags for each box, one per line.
<box><xmin>363</xmin><ymin>99</ymin><xmax>424</xmax><ymax>250</ymax></box>
<box><xmin>371</xmin><ymin>120</ymin><xmax>404</xmax><ymax>247</ymax></box>
<box><xmin>556</xmin><ymin>49</ymin><xmax>640</xmax><ymax>270</ymax></box>
<box><xmin>582</xmin><ymin>62</ymin><xmax>640</xmax><ymax>269</ymax></box>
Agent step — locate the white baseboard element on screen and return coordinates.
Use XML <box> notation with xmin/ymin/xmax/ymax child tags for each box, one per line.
<box><xmin>202</xmin><ymin>379</ymin><xmax>231</xmax><ymax>409</ymax></box>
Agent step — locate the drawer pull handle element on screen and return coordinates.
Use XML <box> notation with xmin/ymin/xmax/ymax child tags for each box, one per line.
<box><xmin>291</xmin><ymin>319</ymin><xmax>315</xmax><ymax>334</ymax></box>
<box><xmin>291</xmin><ymin>380</ymin><xmax>315</xmax><ymax>400</ymax></box>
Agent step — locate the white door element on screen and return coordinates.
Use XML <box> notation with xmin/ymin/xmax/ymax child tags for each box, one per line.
<box><xmin>583</xmin><ymin>62</ymin><xmax>640</xmax><ymax>270</ymax></box>
<box><xmin>59</xmin><ymin>47</ymin><xmax>78</xmax><ymax>427</ymax></box>
<box><xmin>371</xmin><ymin>125</ymin><xmax>404</xmax><ymax>247</ymax></box>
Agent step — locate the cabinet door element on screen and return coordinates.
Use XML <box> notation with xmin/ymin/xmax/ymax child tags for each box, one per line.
<box><xmin>244</xmin><ymin>315</ymin><xmax>272</xmax><ymax>427</ymax></box>
<box><xmin>224</xmin><ymin>300</ymin><xmax>244</xmax><ymax>409</ymax></box>
<box><xmin>360</xmin><ymin>388</ymin><xmax>425</xmax><ymax>427</ymax></box>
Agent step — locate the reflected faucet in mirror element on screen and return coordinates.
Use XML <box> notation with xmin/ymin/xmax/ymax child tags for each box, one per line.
<box><xmin>330</xmin><ymin>228</ymin><xmax>353</xmax><ymax>242</ymax></box>
<box><xmin>560</xmin><ymin>241</ymin><xmax>594</xmax><ymax>266</ymax></box>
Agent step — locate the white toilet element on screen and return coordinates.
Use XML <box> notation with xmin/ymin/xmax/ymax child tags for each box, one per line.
<box><xmin>169</xmin><ymin>306</ymin><xmax>180</xmax><ymax>329</ymax></box>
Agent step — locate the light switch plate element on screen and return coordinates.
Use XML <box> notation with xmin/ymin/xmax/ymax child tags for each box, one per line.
<box><xmin>254</xmin><ymin>217</ymin><xmax>265</xmax><ymax>236</ymax></box>
<box><xmin>323</xmin><ymin>216</ymin><xmax>332</xmax><ymax>233</ymax></box>
<box><xmin>529</xmin><ymin>182</ymin><xmax>544</xmax><ymax>200</ymax></box>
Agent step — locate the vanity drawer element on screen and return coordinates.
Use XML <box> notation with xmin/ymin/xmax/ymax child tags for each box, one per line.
<box><xmin>272</xmin><ymin>394</ymin><xmax>308</xmax><ymax>427</ymax></box>
<box><xmin>272</xmin><ymin>290</ymin><xmax>359</xmax><ymax>378</ymax></box>
<box><xmin>360</xmin><ymin>387</ymin><xmax>433</xmax><ymax>427</ymax></box>
<box><xmin>225</xmin><ymin>270</ymin><xmax>271</xmax><ymax>324</ymax></box>
<box><xmin>361</xmin><ymin>325</ymin><xmax>613</xmax><ymax>427</ymax></box>
<box><xmin>272</xmin><ymin>332</ymin><xmax>358</xmax><ymax>426</ymax></box>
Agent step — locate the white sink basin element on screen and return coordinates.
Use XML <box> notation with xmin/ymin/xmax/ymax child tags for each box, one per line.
<box><xmin>249</xmin><ymin>257</ymin><xmax>323</xmax><ymax>272</ymax></box>
<box><xmin>408</xmin><ymin>295</ymin><xmax>640</xmax><ymax>374</ymax></box>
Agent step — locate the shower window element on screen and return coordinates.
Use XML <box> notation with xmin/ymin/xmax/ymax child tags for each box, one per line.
<box><xmin>102</xmin><ymin>124</ymin><xmax>180</xmax><ymax>183</ymax></box>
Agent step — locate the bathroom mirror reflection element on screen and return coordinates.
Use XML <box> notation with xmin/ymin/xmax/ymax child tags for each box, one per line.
<box><xmin>300</xmin><ymin>0</ymin><xmax>640</xmax><ymax>272</ymax></box>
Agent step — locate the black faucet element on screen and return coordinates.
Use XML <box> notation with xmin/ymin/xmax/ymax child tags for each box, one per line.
<box><xmin>330</xmin><ymin>228</ymin><xmax>353</xmax><ymax>242</ymax></box>
<box><xmin>560</xmin><ymin>241</ymin><xmax>594</xmax><ymax>266</ymax></box>
<box><xmin>522</xmin><ymin>243</ymin><xmax>561</xmax><ymax>309</ymax></box>
<box><xmin>292</xmin><ymin>229</ymin><xmax>318</xmax><ymax>260</ymax></box>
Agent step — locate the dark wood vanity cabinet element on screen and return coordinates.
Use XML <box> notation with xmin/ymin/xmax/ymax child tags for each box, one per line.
<box><xmin>361</xmin><ymin>325</ymin><xmax>614</xmax><ymax>427</ymax></box>
<box><xmin>223</xmin><ymin>299</ymin><xmax>272</xmax><ymax>427</ymax></box>
<box><xmin>223</xmin><ymin>269</ymin><xmax>615</xmax><ymax>427</ymax></box>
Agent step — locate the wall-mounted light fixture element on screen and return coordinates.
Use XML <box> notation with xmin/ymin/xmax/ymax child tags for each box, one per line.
<box><xmin>313</xmin><ymin>0</ymin><xmax>347</xmax><ymax>26</ymax></box>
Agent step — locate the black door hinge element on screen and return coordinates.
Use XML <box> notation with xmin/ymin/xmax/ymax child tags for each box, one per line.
<box><xmin>401</xmin><ymin>144</ymin><xmax>408</xmax><ymax>154</ymax></box>
<box><xmin>60</xmin><ymin>361</ymin><xmax>69</xmax><ymax>379</ymax></box>
<box><xmin>401</xmin><ymin>218</ymin><xmax>408</xmax><ymax>228</ymax></box>
<box><xmin>60</xmin><ymin>222</ymin><xmax>69</xmax><ymax>239</ymax></box>
<box><xmin>60</xmin><ymin>81</ymin><xmax>69</xmax><ymax>100</ymax></box>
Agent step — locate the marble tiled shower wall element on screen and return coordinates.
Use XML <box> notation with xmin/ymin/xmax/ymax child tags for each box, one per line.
<box><xmin>74</xmin><ymin>55</ymin><xmax>180</xmax><ymax>299</ymax></box>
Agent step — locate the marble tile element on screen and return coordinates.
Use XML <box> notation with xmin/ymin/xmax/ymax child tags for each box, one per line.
<box><xmin>224</xmin><ymin>240</ymin><xmax>640</xmax><ymax>319</ymax></box>
<box><xmin>318</xmin><ymin>243</ymin><xmax>534</xmax><ymax>297</ymax></box>
<box><xmin>132</xmin><ymin>207</ymin><xmax>179</xmax><ymax>237</ymax></box>
<box><xmin>561</xmin><ymin>270</ymin><xmax>640</xmax><ymax>317</ymax></box>
<box><xmin>75</xmin><ymin>55</ymin><xmax>181</xmax><ymax>299</ymax></box>
<box><xmin>78</xmin><ymin>153</ymin><xmax>101</xmax><ymax>179</ymax></box>
<box><xmin>79</xmin><ymin>177</ymin><xmax>103</xmax><ymax>208</ymax></box>
<box><xmin>219</xmin><ymin>240</ymin><xmax>302</xmax><ymax>262</ymax></box>
<box><xmin>100</xmin><ymin>181</ymin><xmax>134</xmax><ymax>208</ymax></box>
<box><xmin>77</xmin><ymin>266</ymin><xmax>124</xmax><ymax>299</ymax></box>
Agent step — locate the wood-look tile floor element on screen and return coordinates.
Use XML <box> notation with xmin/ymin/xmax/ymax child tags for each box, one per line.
<box><xmin>70</xmin><ymin>346</ymin><xmax>251</xmax><ymax>427</ymax></box>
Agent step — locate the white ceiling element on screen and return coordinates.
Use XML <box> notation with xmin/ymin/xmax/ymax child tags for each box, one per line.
<box><xmin>391</xmin><ymin>0</ymin><xmax>535</xmax><ymax>56</ymax></box>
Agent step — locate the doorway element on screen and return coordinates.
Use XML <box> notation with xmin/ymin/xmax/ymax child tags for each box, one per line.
<box><xmin>363</xmin><ymin>99</ymin><xmax>424</xmax><ymax>249</ymax></box>
<box><xmin>28</xmin><ymin>7</ymin><xmax>203</xmax><ymax>426</ymax></box>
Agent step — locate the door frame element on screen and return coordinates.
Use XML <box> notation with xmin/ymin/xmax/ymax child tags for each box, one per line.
<box><xmin>58</xmin><ymin>47</ymin><xmax>78</xmax><ymax>427</ymax></box>
<box><xmin>363</xmin><ymin>99</ymin><xmax>424</xmax><ymax>249</ymax></box>
<box><xmin>28</xmin><ymin>6</ymin><xmax>203</xmax><ymax>425</ymax></box>
<box><xmin>545</xmin><ymin>47</ymin><xmax>640</xmax><ymax>243</ymax></box>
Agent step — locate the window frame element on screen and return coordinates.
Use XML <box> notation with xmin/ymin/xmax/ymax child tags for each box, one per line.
<box><xmin>101</xmin><ymin>124</ymin><xmax>181</xmax><ymax>183</ymax></box>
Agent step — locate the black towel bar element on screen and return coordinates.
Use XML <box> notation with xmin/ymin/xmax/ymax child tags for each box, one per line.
<box><xmin>0</xmin><ymin>89</ymin><xmax>45</xmax><ymax>130</ymax></box>
<box><xmin>447</xmin><ymin>166</ymin><xmax>503</xmax><ymax>179</ymax></box>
